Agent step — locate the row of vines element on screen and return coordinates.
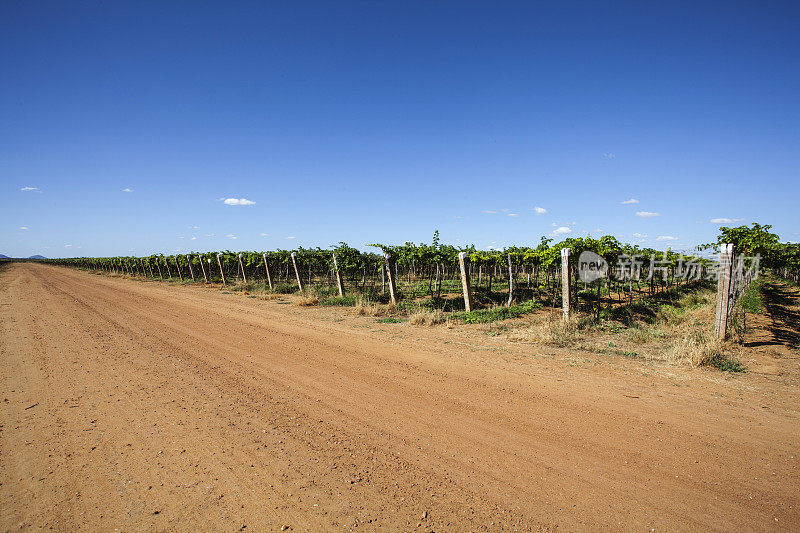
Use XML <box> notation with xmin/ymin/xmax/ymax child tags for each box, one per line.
<box><xmin>43</xmin><ymin>225</ymin><xmax>800</xmax><ymax>316</ymax></box>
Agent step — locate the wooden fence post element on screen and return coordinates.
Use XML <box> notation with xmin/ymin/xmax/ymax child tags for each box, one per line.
<box><xmin>714</xmin><ymin>243</ymin><xmax>734</xmax><ymax>340</ymax></box>
<box><xmin>291</xmin><ymin>252</ymin><xmax>304</xmax><ymax>293</ymax></box>
<box><xmin>385</xmin><ymin>253</ymin><xmax>397</xmax><ymax>305</ymax></box>
<box><xmin>333</xmin><ymin>254</ymin><xmax>346</xmax><ymax>297</ymax></box>
<box><xmin>206</xmin><ymin>259</ymin><xmax>212</xmax><ymax>283</ymax></box>
<box><xmin>238</xmin><ymin>254</ymin><xmax>247</xmax><ymax>283</ymax></box>
<box><xmin>174</xmin><ymin>258</ymin><xmax>183</xmax><ymax>281</ymax></box>
<box><xmin>199</xmin><ymin>256</ymin><xmax>208</xmax><ymax>283</ymax></box>
<box><xmin>217</xmin><ymin>254</ymin><xmax>226</xmax><ymax>286</ymax></box>
<box><xmin>262</xmin><ymin>253</ymin><xmax>273</xmax><ymax>290</ymax></box>
<box><xmin>561</xmin><ymin>248</ymin><xmax>571</xmax><ymax>320</ymax></box>
<box><xmin>458</xmin><ymin>252</ymin><xmax>473</xmax><ymax>312</ymax></box>
<box><xmin>507</xmin><ymin>254</ymin><xmax>514</xmax><ymax>307</ymax></box>
<box><xmin>187</xmin><ymin>255</ymin><xmax>195</xmax><ymax>281</ymax></box>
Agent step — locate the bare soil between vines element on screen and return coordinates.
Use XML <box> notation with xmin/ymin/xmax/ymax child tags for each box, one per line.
<box><xmin>1</xmin><ymin>263</ymin><xmax>798</xmax><ymax>531</ymax></box>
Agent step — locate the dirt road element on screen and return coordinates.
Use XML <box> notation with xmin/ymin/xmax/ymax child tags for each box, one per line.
<box><xmin>1</xmin><ymin>263</ymin><xmax>797</xmax><ymax>531</ymax></box>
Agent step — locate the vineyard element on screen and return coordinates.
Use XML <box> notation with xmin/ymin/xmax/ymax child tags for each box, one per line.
<box><xmin>43</xmin><ymin>224</ymin><xmax>800</xmax><ymax>336</ymax></box>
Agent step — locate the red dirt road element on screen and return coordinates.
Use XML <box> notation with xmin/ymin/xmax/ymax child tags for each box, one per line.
<box><xmin>1</xmin><ymin>263</ymin><xmax>798</xmax><ymax>531</ymax></box>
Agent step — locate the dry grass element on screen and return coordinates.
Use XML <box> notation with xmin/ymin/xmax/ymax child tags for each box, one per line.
<box><xmin>354</xmin><ymin>297</ymin><xmax>383</xmax><ymax>317</ymax></box>
<box><xmin>295</xmin><ymin>294</ymin><xmax>320</xmax><ymax>306</ymax></box>
<box><xmin>508</xmin><ymin>315</ymin><xmax>579</xmax><ymax>347</ymax></box>
<box><xmin>409</xmin><ymin>309</ymin><xmax>446</xmax><ymax>326</ymax></box>
<box><xmin>665</xmin><ymin>328</ymin><xmax>723</xmax><ymax>367</ymax></box>
<box><xmin>505</xmin><ymin>289</ymin><xmax>732</xmax><ymax>368</ymax></box>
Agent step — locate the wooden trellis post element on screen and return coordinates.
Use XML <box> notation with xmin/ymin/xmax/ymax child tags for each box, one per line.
<box><xmin>561</xmin><ymin>248</ymin><xmax>571</xmax><ymax>320</ymax></box>
<box><xmin>174</xmin><ymin>258</ymin><xmax>183</xmax><ymax>281</ymax></box>
<box><xmin>186</xmin><ymin>255</ymin><xmax>195</xmax><ymax>281</ymax></box>
<box><xmin>238</xmin><ymin>254</ymin><xmax>247</xmax><ymax>283</ymax></box>
<box><xmin>714</xmin><ymin>243</ymin><xmax>734</xmax><ymax>340</ymax></box>
<box><xmin>385</xmin><ymin>253</ymin><xmax>397</xmax><ymax>305</ymax></box>
<box><xmin>262</xmin><ymin>253</ymin><xmax>273</xmax><ymax>290</ymax></box>
<box><xmin>199</xmin><ymin>256</ymin><xmax>208</xmax><ymax>283</ymax></box>
<box><xmin>333</xmin><ymin>254</ymin><xmax>346</xmax><ymax>297</ymax></box>
<box><xmin>458</xmin><ymin>252</ymin><xmax>473</xmax><ymax>312</ymax></box>
<box><xmin>507</xmin><ymin>254</ymin><xmax>514</xmax><ymax>307</ymax></box>
<box><xmin>217</xmin><ymin>254</ymin><xmax>226</xmax><ymax>286</ymax></box>
<box><xmin>291</xmin><ymin>252</ymin><xmax>304</xmax><ymax>293</ymax></box>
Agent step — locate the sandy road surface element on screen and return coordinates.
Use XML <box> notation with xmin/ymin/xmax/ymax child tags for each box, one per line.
<box><xmin>1</xmin><ymin>263</ymin><xmax>798</xmax><ymax>531</ymax></box>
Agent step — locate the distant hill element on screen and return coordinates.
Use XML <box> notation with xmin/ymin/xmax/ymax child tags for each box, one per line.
<box><xmin>0</xmin><ymin>254</ymin><xmax>9</xmax><ymax>259</ymax></box>
<box><xmin>29</xmin><ymin>255</ymin><xmax>48</xmax><ymax>259</ymax></box>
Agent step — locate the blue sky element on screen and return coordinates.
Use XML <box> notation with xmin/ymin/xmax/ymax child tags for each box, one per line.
<box><xmin>2</xmin><ymin>1</ymin><xmax>798</xmax><ymax>258</ymax></box>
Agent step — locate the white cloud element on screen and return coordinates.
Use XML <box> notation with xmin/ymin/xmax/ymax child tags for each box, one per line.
<box><xmin>603</xmin><ymin>153</ymin><xmax>616</xmax><ymax>159</ymax></box>
<box><xmin>286</xmin><ymin>236</ymin><xmax>296</xmax><ymax>240</ymax></box>
<box><xmin>533</xmin><ymin>206</ymin><xmax>547</xmax><ymax>215</ymax></box>
<box><xmin>710</xmin><ymin>217</ymin><xmax>744</xmax><ymax>224</ymax></box>
<box><xmin>225</xmin><ymin>234</ymin><xmax>237</xmax><ymax>239</ymax></box>
<box><xmin>122</xmin><ymin>188</ymin><xmax>133</xmax><ymax>192</ymax></box>
<box><xmin>64</xmin><ymin>244</ymin><xmax>72</xmax><ymax>248</ymax></box>
<box><xmin>551</xmin><ymin>222</ymin><xmax>557</xmax><ymax>227</ymax></box>
<box><xmin>260</xmin><ymin>233</ymin><xmax>270</xmax><ymax>237</ymax></box>
<box><xmin>19</xmin><ymin>226</ymin><xmax>28</xmax><ymax>230</ymax></box>
<box><xmin>636</xmin><ymin>211</ymin><xmax>660</xmax><ymax>218</ymax></box>
<box><xmin>632</xmin><ymin>232</ymin><xmax>647</xmax><ymax>239</ymax></box>
<box><xmin>508</xmin><ymin>213</ymin><xmax>519</xmax><ymax>217</ymax></box>
<box><xmin>621</xmin><ymin>198</ymin><xmax>639</xmax><ymax>204</ymax></box>
<box><xmin>204</xmin><ymin>233</ymin><xmax>215</xmax><ymax>237</ymax></box>
<box><xmin>656</xmin><ymin>235</ymin><xmax>678</xmax><ymax>241</ymax></box>
<box><xmin>190</xmin><ymin>236</ymin><xmax>197</xmax><ymax>240</ymax></box>
<box><xmin>482</xmin><ymin>210</ymin><xmax>497</xmax><ymax>214</ymax></box>
<box><xmin>177</xmin><ymin>236</ymin><xmax>184</xmax><ymax>239</ymax></box>
<box><xmin>20</xmin><ymin>186</ymin><xmax>39</xmax><ymax>192</ymax></box>
<box><xmin>570</xmin><ymin>221</ymin><xmax>577</xmax><ymax>226</ymax></box>
<box><xmin>500</xmin><ymin>208</ymin><xmax>510</xmax><ymax>213</ymax></box>
<box><xmin>189</xmin><ymin>225</ymin><xmax>199</xmax><ymax>229</ymax></box>
<box><xmin>222</xmin><ymin>198</ymin><xmax>256</xmax><ymax>206</ymax></box>
<box><xmin>551</xmin><ymin>226</ymin><xmax>572</xmax><ymax>237</ymax></box>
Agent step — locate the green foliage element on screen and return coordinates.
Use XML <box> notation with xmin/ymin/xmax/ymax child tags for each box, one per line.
<box><xmin>450</xmin><ymin>300</ymin><xmax>542</xmax><ymax>324</ymax></box>
<box><xmin>740</xmin><ymin>278</ymin><xmax>764</xmax><ymax>314</ymax></box>
<box><xmin>706</xmin><ymin>354</ymin><xmax>747</xmax><ymax>373</ymax></box>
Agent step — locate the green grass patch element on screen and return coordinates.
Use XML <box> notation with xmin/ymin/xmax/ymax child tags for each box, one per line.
<box><xmin>740</xmin><ymin>278</ymin><xmax>764</xmax><ymax>314</ymax></box>
<box><xmin>450</xmin><ymin>300</ymin><xmax>542</xmax><ymax>324</ymax></box>
<box><xmin>707</xmin><ymin>354</ymin><xmax>747</xmax><ymax>373</ymax></box>
<box><xmin>272</xmin><ymin>283</ymin><xmax>298</xmax><ymax>294</ymax></box>
<box><xmin>321</xmin><ymin>295</ymin><xmax>358</xmax><ymax>306</ymax></box>
<box><xmin>376</xmin><ymin>317</ymin><xmax>404</xmax><ymax>323</ymax></box>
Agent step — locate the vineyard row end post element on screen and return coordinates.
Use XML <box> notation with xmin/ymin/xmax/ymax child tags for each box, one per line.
<box><xmin>506</xmin><ymin>254</ymin><xmax>514</xmax><ymax>307</ymax></box>
<box><xmin>238</xmin><ymin>254</ymin><xmax>247</xmax><ymax>284</ymax></box>
<box><xmin>561</xmin><ymin>248</ymin><xmax>571</xmax><ymax>320</ymax></box>
<box><xmin>291</xmin><ymin>252</ymin><xmax>304</xmax><ymax>293</ymax></box>
<box><xmin>385</xmin><ymin>253</ymin><xmax>397</xmax><ymax>305</ymax></box>
<box><xmin>714</xmin><ymin>243</ymin><xmax>734</xmax><ymax>340</ymax></box>
<box><xmin>216</xmin><ymin>254</ymin><xmax>226</xmax><ymax>286</ymax></box>
<box><xmin>262</xmin><ymin>253</ymin><xmax>273</xmax><ymax>290</ymax></box>
<box><xmin>333</xmin><ymin>254</ymin><xmax>346</xmax><ymax>297</ymax></box>
<box><xmin>458</xmin><ymin>252</ymin><xmax>473</xmax><ymax>313</ymax></box>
